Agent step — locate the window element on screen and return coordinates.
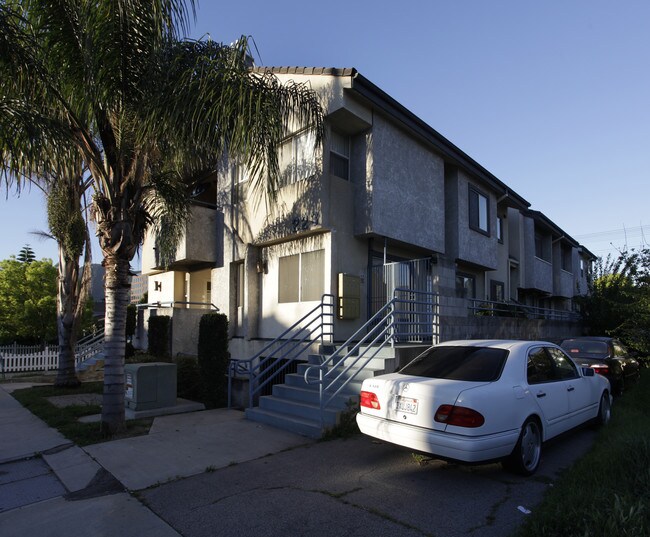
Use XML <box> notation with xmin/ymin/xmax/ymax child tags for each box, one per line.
<box><xmin>279</xmin><ymin>130</ymin><xmax>317</xmax><ymax>186</ymax></box>
<box><xmin>580</xmin><ymin>259</ymin><xmax>585</xmax><ymax>278</ymax></box>
<box><xmin>278</xmin><ymin>249</ymin><xmax>325</xmax><ymax>303</ymax></box>
<box><xmin>527</xmin><ymin>347</ymin><xmax>579</xmax><ymax>384</ymax></box>
<box><xmin>497</xmin><ymin>217</ymin><xmax>503</xmax><ymax>243</ymax></box>
<box><xmin>490</xmin><ymin>280</ymin><xmax>505</xmax><ymax>302</ymax></box>
<box><xmin>534</xmin><ymin>231</ymin><xmax>550</xmax><ymax>261</ymax></box>
<box><xmin>399</xmin><ymin>346</ymin><xmax>507</xmax><ymax>382</ymax></box>
<box><xmin>527</xmin><ymin>348</ymin><xmax>555</xmax><ymax>384</ymax></box>
<box><xmin>547</xmin><ymin>347</ymin><xmax>579</xmax><ymax>379</ymax></box>
<box><xmin>469</xmin><ymin>186</ymin><xmax>489</xmax><ymax>235</ymax></box>
<box><xmin>329</xmin><ymin>131</ymin><xmax>350</xmax><ymax>180</ymax></box>
<box><xmin>456</xmin><ymin>272</ymin><xmax>476</xmax><ymax>299</ymax></box>
<box><xmin>561</xmin><ymin>245</ymin><xmax>572</xmax><ymax>272</ymax></box>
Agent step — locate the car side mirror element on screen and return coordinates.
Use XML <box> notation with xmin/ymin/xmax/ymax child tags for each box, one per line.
<box><xmin>582</xmin><ymin>367</ymin><xmax>595</xmax><ymax>377</ymax></box>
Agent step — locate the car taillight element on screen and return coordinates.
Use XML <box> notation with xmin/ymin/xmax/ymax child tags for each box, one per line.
<box><xmin>592</xmin><ymin>364</ymin><xmax>610</xmax><ymax>376</ymax></box>
<box><xmin>435</xmin><ymin>404</ymin><xmax>485</xmax><ymax>428</ymax></box>
<box><xmin>360</xmin><ymin>391</ymin><xmax>381</xmax><ymax>410</ymax></box>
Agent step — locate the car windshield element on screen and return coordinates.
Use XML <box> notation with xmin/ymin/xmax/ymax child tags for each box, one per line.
<box><xmin>561</xmin><ymin>340</ymin><xmax>608</xmax><ymax>358</ymax></box>
<box><xmin>399</xmin><ymin>346</ymin><xmax>508</xmax><ymax>382</ymax></box>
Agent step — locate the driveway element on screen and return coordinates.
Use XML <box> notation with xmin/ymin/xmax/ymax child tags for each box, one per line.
<box><xmin>141</xmin><ymin>427</ymin><xmax>596</xmax><ymax>537</ymax></box>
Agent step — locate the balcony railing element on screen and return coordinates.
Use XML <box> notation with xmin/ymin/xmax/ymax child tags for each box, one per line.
<box><xmin>468</xmin><ymin>299</ymin><xmax>580</xmax><ymax>322</ymax></box>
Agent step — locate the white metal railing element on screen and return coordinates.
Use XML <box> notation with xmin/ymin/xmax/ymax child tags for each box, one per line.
<box><xmin>228</xmin><ymin>295</ymin><xmax>335</xmax><ymax>408</ymax></box>
<box><xmin>304</xmin><ymin>288</ymin><xmax>439</xmax><ymax>429</ymax></box>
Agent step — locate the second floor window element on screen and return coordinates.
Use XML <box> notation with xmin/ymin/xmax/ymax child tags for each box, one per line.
<box><xmin>329</xmin><ymin>131</ymin><xmax>350</xmax><ymax>180</ymax></box>
<box><xmin>469</xmin><ymin>186</ymin><xmax>489</xmax><ymax>235</ymax></box>
<box><xmin>279</xmin><ymin>130</ymin><xmax>317</xmax><ymax>186</ymax></box>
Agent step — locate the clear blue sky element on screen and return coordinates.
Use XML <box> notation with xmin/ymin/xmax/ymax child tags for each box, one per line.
<box><xmin>2</xmin><ymin>0</ymin><xmax>649</xmax><ymax>262</ymax></box>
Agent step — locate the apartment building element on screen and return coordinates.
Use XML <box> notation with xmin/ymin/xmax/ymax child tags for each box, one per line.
<box><xmin>141</xmin><ymin>67</ymin><xmax>594</xmax><ymax>359</ymax></box>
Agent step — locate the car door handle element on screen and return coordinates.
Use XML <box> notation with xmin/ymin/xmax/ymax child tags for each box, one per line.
<box><xmin>536</xmin><ymin>391</ymin><xmax>546</xmax><ymax>398</ymax></box>
<box><xmin>567</xmin><ymin>386</ymin><xmax>575</xmax><ymax>392</ymax></box>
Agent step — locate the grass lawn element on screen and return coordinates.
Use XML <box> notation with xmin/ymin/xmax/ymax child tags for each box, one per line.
<box><xmin>12</xmin><ymin>382</ymin><xmax>152</xmax><ymax>446</ymax></box>
<box><xmin>514</xmin><ymin>368</ymin><xmax>650</xmax><ymax>537</ymax></box>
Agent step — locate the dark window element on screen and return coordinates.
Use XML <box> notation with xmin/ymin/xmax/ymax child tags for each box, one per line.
<box><xmin>400</xmin><ymin>346</ymin><xmax>508</xmax><ymax>382</ymax></box>
<box><xmin>547</xmin><ymin>347</ymin><xmax>579</xmax><ymax>379</ymax></box>
<box><xmin>469</xmin><ymin>186</ymin><xmax>489</xmax><ymax>235</ymax></box>
<box><xmin>490</xmin><ymin>280</ymin><xmax>505</xmax><ymax>302</ymax></box>
<box><xmin>456</xmin><ymin>272</ymin><xmax>476</xmax><ymax>299</ymax></box>
<box><xmin>497</xmin><ymin>217</ymin><xmax>504</xmax><ymax>243</ymax></box>
<box><xmin>527</xmin><ymin>348</ymin><xmax>555</xmax><ymax>384</ymax></box>
<box><xmin>528</xmin><ymin>346</ymin><xmax>579</xmax><ymax>383</ymax></box>
<box><xmin>561</xmin><ymin>246</ymin><xmax>572</xmax><ymax>272</ymax></box>
<box><xmin>560</xmin><ymin>340</ymin><xmax>608</xmax><ymax>359</ymax></box>
<box><xmin>329</xmin><ymin>131</ymin><xmax>350</xmax><ymax>180</ymax></box>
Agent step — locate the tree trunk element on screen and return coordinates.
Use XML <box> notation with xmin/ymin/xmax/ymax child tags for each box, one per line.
<box><xmin>54</xmin><ymin>247</ymin><xmax>81</xmax><ymax>388</ymax></box>
<box><xmin>101</xmin><ymin>255</ymin><xmax>131</xmax><ymax>434</ymax></box>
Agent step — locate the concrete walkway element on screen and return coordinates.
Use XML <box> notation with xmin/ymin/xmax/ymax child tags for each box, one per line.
<box><xmin>0</xmin><ymin>383</ymin><xmax>313</xmax><ymax>536</ymax></box>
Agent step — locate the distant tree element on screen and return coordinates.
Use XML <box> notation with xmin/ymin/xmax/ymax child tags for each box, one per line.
<box><xmin>579</xmin><ymin>249</ymin><xmax>650</xmax><ymax>355</ymax></box>
<box><xmin>0</xmin><ymin>257</ymin><xmax>57</xmax><ymax>345</ymax></box>
<box><xmin>17</xmin><ymin>245</ymin><xmax>36</xmax><ymax>264</ymax></box>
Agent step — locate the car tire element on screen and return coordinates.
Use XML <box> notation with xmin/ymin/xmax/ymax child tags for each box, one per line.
<box><xmin>503</xmin><ymin>418</ymin><xmax>542</xmax><ymax>476</ymax></box>
<box><xmin>593</xmin><ymin>391</ymin><xmax>611</xmax><ymax>428</ymax></box>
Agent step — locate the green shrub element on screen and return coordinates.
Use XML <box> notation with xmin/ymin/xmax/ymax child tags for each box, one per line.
<box><xmin>176</xmin><ymin>356</ymin><xmax>201</xmax><ymax>402</ymax></box>
<box><xmin>148</xmin><ymin>315</ymin><xmax>171</xmax><ymax>359</ymax></box>
<box><xmin>126</xmin><ymin>304</ymin><xmax>137</xmax><ymax>340</ymax></box>
<box><xmin>198</xmin><ymin>313</ymin><xmax>229</xmax><ymax>408</ymax></box>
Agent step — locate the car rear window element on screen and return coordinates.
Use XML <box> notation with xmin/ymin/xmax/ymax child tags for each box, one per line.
<box><xmin>561</xmin><ymin>340</ymin><xmax>608</xmax><ymax>358</ymax></box>
<box><xmin>399</xmin><ymin>346</ymin><xmax>508</xmax><ymax>382</ymax></box>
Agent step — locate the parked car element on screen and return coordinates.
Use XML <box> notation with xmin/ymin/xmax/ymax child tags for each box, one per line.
<box><xmin>356</xmin><ymin>340</ymin><xmax>611</xmax><ymax>475</ymax></box>
<box><xmin>559</xmin><ymin>337</ymin><xmax>640</xmax><ymax>396</ymax></box>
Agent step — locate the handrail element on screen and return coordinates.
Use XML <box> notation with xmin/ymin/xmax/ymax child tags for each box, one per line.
<box><xmin>304</xmin><ymin>287</ymin><xmax>439</xmax><ymax>430</ymax></box>
<box><xmin>468</xmin><ymin>299</ymin><xmax>579</xmax><ymax>321</ymax></box>
<box><xmin>228</xmin><ymin>294</ymin><xmax>335</xmax><ymax>408</ymax></box>
<box><xmin>137</xmin><ymin>301</ymin><xmax>220</xmax><ymax>311</ymax></box>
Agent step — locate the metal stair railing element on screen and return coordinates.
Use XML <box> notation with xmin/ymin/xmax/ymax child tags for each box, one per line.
<box><xmin>227</xmin><ymin>294</ymin><xmax>335</xmax><ymax>408</ymax></box>
<box><xmin>304</xmin><ymin>288</ymin><xmax>439</xmax><ymax>430</ymax></box>
<box><xmin>74</xmin><ymin>328</ymin><xmax>105</xmax><ymax>367</ymax></box>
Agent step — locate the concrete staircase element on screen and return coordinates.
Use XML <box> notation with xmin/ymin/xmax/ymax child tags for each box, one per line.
<box><xmin>245</xmin><ymin>345</ymin><xmax>398</xmax><ymax>438</ymax></box>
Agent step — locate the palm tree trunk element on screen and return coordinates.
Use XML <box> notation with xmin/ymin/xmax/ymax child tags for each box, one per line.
<box><xmin>54</xmin><ymin>248</ymin><xmax>81</xmax><ymax>387</ymax></box>
<box><xmin>101</xmin><ymin>255</ymin><xmax>131</xmax><ymax>434</ymax></box>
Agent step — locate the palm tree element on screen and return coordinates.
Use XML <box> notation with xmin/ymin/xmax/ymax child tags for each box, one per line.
<box><xmin>0</xmin><ymin>1</ymin><xmax>324</xmax><ymax>433</ymax></box>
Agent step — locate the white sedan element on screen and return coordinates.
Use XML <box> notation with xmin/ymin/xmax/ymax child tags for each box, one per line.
<box><xmin>356</xmin><ymin>340</ymin><xmax>611</xmax><ymax>475</ymax></box>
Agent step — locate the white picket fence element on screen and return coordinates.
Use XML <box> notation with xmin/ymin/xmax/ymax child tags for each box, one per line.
<box><xmin>0</xmin><ymin>344</ymin><xmax>60</xmax><ymax>373</ymax></box>
<box><xmin>0</xmin><ymin>331</ymin><xmax>105</xmax><ymax>375</ymax></box>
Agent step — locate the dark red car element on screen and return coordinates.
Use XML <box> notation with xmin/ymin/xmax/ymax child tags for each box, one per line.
<box><xmin>560</xmin><ymin>337</ymin><xmax>640</xmax><ymax>396</ymax></box>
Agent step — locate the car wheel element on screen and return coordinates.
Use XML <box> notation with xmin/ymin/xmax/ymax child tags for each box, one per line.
<box><xmin>503</xmin><ymin>418</ymin><xmax>542</xmax><ymax>476</ymax></box>
<box><xmin>593</xmin><ymin>392</ymin><xmax>611</xmax><ymax>428</ymax></box>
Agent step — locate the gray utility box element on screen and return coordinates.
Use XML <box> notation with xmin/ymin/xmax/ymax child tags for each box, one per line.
<box><xmin>124</xmin><ymin>362</ymin><xmax>177</xmax><ymax>411</ymax></box>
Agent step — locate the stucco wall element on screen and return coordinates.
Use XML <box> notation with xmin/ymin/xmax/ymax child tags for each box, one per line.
<box><xmin>356</xmin><ymin>114</ymin><xmax>445</xmax><ymax>253</ymax></box>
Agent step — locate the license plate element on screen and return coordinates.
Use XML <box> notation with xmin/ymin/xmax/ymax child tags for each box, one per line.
<box><xmin>395</xmin><ymin>396</ymin><xmax>418</xmax><ymax>414</ymax></box>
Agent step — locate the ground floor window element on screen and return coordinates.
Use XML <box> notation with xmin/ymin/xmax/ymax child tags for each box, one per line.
<box><xmin>278</xmin><ymin>249</ymin><xmax>325</xmax><ymax>303</ymax></box>
<box><xmin>456</xmin><ymin>272</ymin><xmax>476</xmax><ymax>299</ymax></box>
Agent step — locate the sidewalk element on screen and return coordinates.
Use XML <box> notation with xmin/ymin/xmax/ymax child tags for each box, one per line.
<box><xmin>0</xmin><ymin>383</ymin><xmax>313</xmax><ymax>536</ymax></box>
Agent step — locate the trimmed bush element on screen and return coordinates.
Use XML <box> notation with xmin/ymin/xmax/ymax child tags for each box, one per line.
<box><xmin>148</xmin><ymin>315</ymin><xmax>171</xmax><ymax>359</ymax></box>
<box><xmin>175</xmin><ymin>356</ymin><xmax>201</xmax><ymax>402</ymax></box>
<box><xmin>198</xmin><ymin>313</ymin><xmax>229</xmax><ymax>408</ymax></box>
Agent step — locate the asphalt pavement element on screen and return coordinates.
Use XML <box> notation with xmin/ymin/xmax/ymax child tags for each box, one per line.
<box><xmin>0</xmin><ymin>382</ymin><xmax>598</xmax><ymax>537</ymax></box>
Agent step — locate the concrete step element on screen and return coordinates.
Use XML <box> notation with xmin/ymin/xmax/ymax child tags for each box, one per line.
<box><xmin>272</xmin><ymin>384</ymin><xmax>357</xmax><ymax>408</ymax></box>
<box><xmin>284</xmin><ymin>372</ymin><xmax>363</xmax><ymax>396</ymax></box>
<box><xmin>258</xmin><ymin>395</ymin><xmax>339</xmax><ymax>424</ymax></box>
<box><xmin>245</xmin><ymin>407</ymin><xmax>323</xmax><ymax>438</ymax></box>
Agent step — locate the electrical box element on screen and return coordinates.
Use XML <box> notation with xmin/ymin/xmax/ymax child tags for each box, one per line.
<box><xmin>338</xmin><ymin>273</ymin><xmax>361</xmax><ymax>320</ymax></box>
<box><xmin>124</xmin><ymin>362</ymin><xmax>177</xmax><ymax>411</ymax></box>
